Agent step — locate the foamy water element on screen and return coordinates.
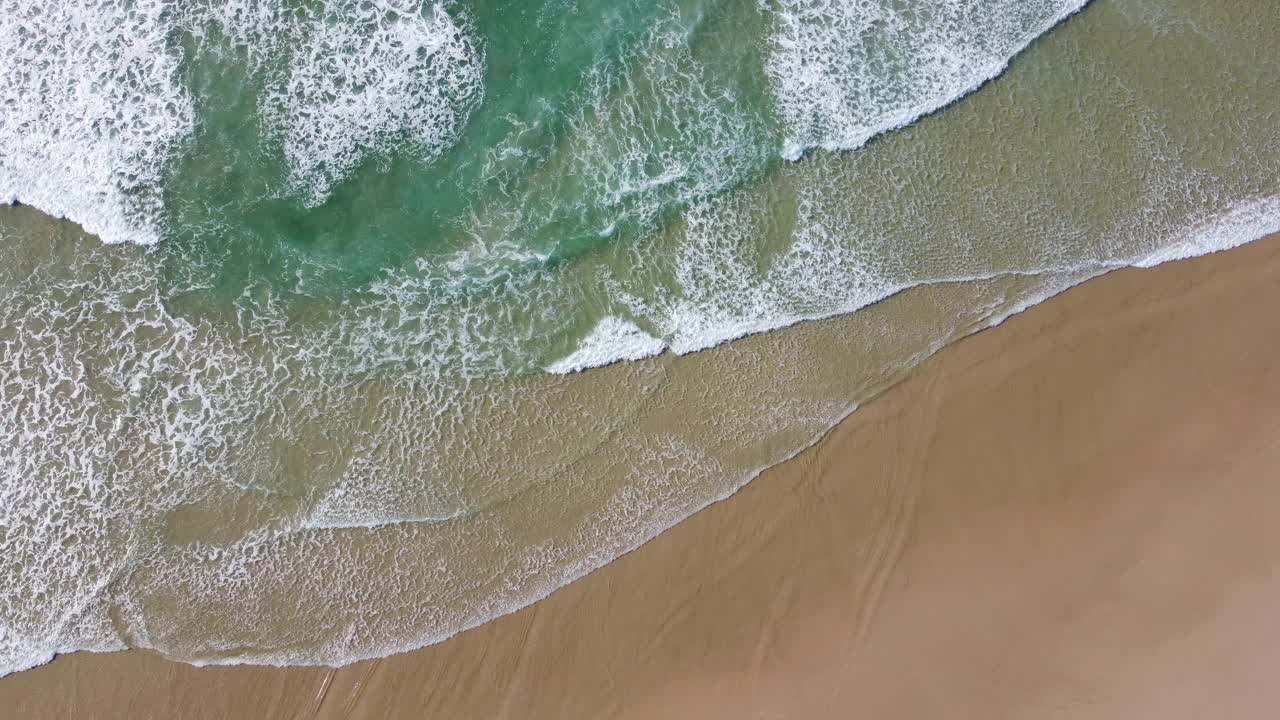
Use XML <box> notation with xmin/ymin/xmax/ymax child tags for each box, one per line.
<box><xmin>1</xmin><ymin>0</ymin><xmax>1277</xmax><ymax>676</ymax></box>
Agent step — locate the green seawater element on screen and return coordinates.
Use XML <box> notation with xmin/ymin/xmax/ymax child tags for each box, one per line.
<box><xmin>0</xmin><ymin>0</ymin><xmax>1277</xmax><ymax>674</ymax></box>
<box><xmin>138</xmin><ymin>0</ymin><xmax>774</xmax><ymax>315</ymax></box>
<box><xmin>164</xmin><ymin>1</ymin><xmax>758</xmax><ymax>291</ymax></box>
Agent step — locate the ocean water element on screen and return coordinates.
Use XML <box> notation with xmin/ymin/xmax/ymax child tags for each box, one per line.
<box><xmin>0</xmin><ymin>0</ymin><xmax>1277</xmax><ymax>675</ymax></box>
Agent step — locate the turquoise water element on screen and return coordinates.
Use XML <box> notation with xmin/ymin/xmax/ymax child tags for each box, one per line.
<box><xmin>0</xmin><ymin>0</ymin><xmax>1277</xmax><ymax>674</ymax></box>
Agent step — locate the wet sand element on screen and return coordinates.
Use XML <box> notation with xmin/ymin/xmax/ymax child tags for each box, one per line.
<box><xmin>3</xmin><ymin>233</ymin><xmax>1279</xmax><ymax>718</ymax></box>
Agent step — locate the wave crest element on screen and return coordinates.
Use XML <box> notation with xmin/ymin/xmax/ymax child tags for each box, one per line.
<box><xmin>762</xmin><ymin>0</ymin><xmax>1088</xmax><ymax>159</ymax></box>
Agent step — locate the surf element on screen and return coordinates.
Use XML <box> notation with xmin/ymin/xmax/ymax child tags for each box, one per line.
<box><xmin>1</xmin><ymin>0</ymin><xmax>1277</xmax><ymax>677</ymax></box>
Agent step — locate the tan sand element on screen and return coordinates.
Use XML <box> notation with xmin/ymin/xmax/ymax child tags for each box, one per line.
<box><xmin>3</xmin><ymin>234</ymin><xmax>1280</xmax><ymax>719</ymax></box>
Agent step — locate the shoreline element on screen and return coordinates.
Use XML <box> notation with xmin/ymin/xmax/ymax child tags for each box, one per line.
<box><xmin>3</xmin><ymin>232</ymin><xmax>1280</xmax><ymax>717</ymax></box>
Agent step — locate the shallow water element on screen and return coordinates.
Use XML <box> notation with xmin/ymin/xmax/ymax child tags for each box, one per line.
<box><xmin>0</xmin><ymin>0</ymin><xmax>1277</xmax><ymax>675</ymax></box>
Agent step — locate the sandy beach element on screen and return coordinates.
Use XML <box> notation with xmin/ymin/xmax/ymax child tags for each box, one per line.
<box><xmin>3</xmin><ymin>232</ymin><xmax>1279</xmax><ymax>718</ymax></box>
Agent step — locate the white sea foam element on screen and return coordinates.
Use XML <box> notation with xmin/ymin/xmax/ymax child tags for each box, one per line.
<box><xmin>194</xmin><ymin>0</ymin><xmax>484</xmax><ymax>207</ymax></box>
<box><xmin>0</xmin><ymin>0</ymin><xmax>195</xmax><ymax>244</ymax></box>
<box><xmin>0</xmin><ymin>255</ymin><xmax>279</xmax><ymax>677</ymax></box>
<box><xmin>545</xmin><ymin>317</ymin><xmax>667</xmax><ymax>374</ymax></box>
<box><xmin>1133</xmin><ymin>195</ymin><xmax>1280</xmax><ymax>268</ymax></box>
<box><xmin>761</xmin><ymin>0</ymin><xmax>1089</xmax><ymax>159</ymax></box>
<box><xmin>253</xmin><ymin>0</ymin><xmax>485</xmax><ymax>207</ymax></box>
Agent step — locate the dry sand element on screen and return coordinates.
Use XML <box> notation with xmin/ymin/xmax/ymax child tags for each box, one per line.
<box><xmin>3</xmin><ymin>234</ymin><xmax>1279</xmax><ymax>719</ymax></box>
